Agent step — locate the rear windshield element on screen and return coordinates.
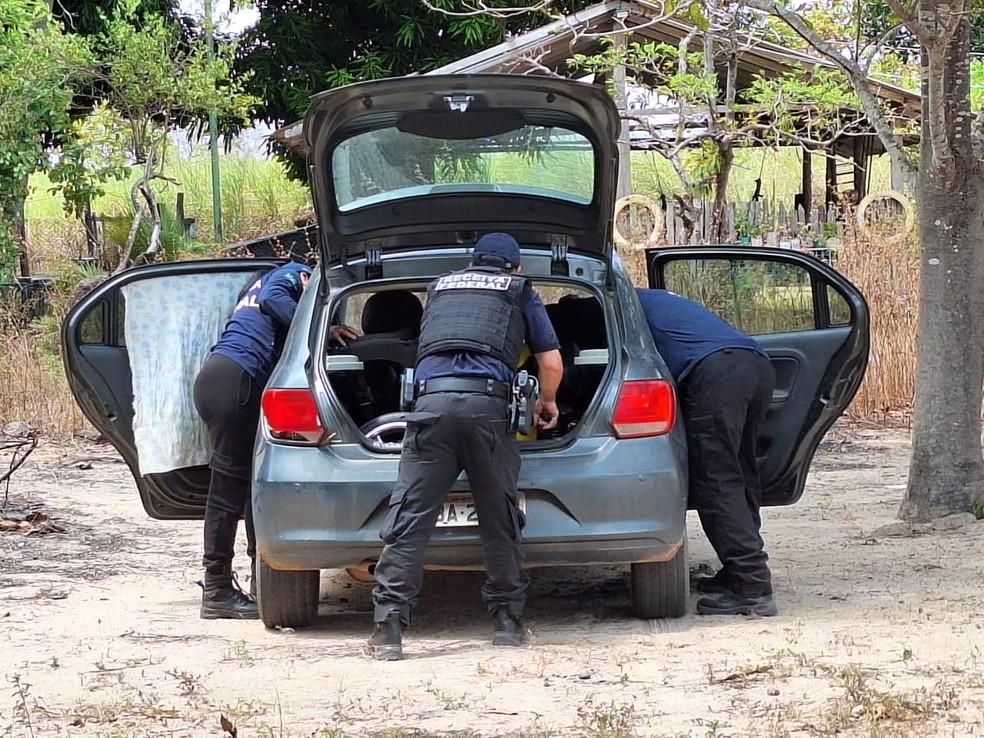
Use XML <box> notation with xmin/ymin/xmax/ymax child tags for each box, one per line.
<box><xmin>331</xmin><ymin>125</ymin><xmax>595</xmax><ymax>212</ymax></box>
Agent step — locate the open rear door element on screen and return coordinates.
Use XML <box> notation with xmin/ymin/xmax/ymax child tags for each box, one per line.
<box><xmin>648</xmin><ymin>247</ymin><xmax>869</xmax><ymax>506</ymax></box>
<box><xmin>62</xmin><ymin>259</ymin><xmax>281</xmax><ymax>519</ymax></box>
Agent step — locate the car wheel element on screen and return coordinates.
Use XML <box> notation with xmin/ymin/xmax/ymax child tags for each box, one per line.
<box><xmin>630</xmin><ymin>541</ymin><xmax>689</xmax><ymax>619</ymax></box>
<box><xmin>256</xmin><ymin>555</ymin><xmax>320</xmax><ymax>629</ymax></box>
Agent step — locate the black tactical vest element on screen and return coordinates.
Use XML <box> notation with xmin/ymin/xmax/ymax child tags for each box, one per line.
<box><xmin>416</xmin><ymin>267</ymin><xmax>527</xmax><ymax>369</ymax></box>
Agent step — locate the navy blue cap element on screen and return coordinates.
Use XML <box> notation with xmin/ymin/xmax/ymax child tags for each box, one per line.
<box><xmin>473</xmin><ymin>233</ymin><xmax>521</xmax><ymax>269</ymax></box>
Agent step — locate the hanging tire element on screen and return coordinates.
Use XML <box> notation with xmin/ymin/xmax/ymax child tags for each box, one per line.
<box><xmin>256</xmin><ymin>555</ymin><xmax>320</xmax><ymax>629</ymax></box>
<box><xmin>630</xmin><ymin>541</ymin><xmax>689</xmax><ymax>619</ymax></box>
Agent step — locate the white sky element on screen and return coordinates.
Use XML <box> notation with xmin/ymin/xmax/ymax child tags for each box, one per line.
<box><xmin>170</xmin><ymin>2</ymin><xmax>266</xmax><ymax>157</ymax></box>
<box><xmin>177</xmin><ymin>0</ymin><xmax>259</xmax><ymax>35</ymax></box>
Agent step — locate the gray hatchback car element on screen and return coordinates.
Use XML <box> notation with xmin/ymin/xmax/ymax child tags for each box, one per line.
<box><xmin>63</xmin><ymin>75</ymin><xmax>869</xmax><ymax>629</ymax></box>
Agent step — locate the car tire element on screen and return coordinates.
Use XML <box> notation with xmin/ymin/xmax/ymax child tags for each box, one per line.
<box><xmin>630</xmin><ymin>541</ymin><xmax>689</xmax><ymax>619</ymax></box>
<box><xmin>256</xmin><ymin>555</ymin><xmax>319</xmax><ymax>629</ymax></box>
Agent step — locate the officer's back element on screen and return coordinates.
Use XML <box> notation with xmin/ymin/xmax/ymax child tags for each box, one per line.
<box><xmin>367</xmin><ymin>233</ymin><xmax>564</xmax><ymax>661</ymax></box>
<box><xmin>635</xmin><ymin>288</ymin><xmax>766</xmax><ymax>383</ymax></box>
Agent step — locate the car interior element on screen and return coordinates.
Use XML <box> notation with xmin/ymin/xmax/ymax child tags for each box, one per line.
<box><xmin>325</xmin><ymin>281</ymin><xmax>610</xmax><ymax>450</ymax></box>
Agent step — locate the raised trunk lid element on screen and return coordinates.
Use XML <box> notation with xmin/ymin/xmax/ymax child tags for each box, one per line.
<box><xmin>304</xmin><ymin>75</ymin><xmax>620</xmax><ymax>274</ymax></box>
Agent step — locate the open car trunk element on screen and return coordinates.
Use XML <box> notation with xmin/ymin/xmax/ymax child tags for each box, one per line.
<box><xmin>319</xmin><ymin>278</ymin><xmax>611</xmax><ymax>452</ymax></box>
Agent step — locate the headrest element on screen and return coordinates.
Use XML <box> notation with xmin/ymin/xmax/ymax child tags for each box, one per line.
<box><xmin>362</xmin><ymin>291</ymin><xmax>424</xmax><ymax>335</ymax></box>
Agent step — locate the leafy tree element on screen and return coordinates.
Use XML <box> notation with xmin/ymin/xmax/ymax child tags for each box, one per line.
<box><xmin>232</xmin><ymin>0</ymin><xmax>591</xmax><ymax>175</ymax></box>
<box><xmin>53</xmin><ymin>0</ymin><xmax>181</xmax><ymax>36</ymax></box>
<box><xmin>0</xmin><ymin>0</ymin><xmax>92</xmax><ymax>280</ymax></box>
<box><xmin>50</xmin><ymin>0</ymin><xmax>191</xmax><ymax>120</ymax></box>
<box><xmin>77</xmin><ymin>4</ymin><xmax>256</xmax><ymax>268</ymax></box>
<box><xmin>859</xmin><ymin>0</ymin><xmax>984</xmax><ymax>59</ymax></box>
<box><xmin>571</xmin><ymin>25</ymin><xmax>858</xmax><ymax>241</ymax></box>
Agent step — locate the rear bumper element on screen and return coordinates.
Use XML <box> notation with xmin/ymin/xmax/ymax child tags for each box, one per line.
<box><xmin>252</xmin><ymin>434</ymin><xmax>687</xmax><ymax>571</ymax></box>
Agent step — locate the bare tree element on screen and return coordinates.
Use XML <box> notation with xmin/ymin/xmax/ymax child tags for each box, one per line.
<box><xmin>746</xmin><ymin>0</ymin><xmax>984</xmax><ymax>522</ymax></box>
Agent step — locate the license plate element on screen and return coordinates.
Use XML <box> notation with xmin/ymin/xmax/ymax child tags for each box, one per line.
<box><xmin>435</xmin><ymin>493</ymin><xmax>526</xmax><ymax>528</ymax></box>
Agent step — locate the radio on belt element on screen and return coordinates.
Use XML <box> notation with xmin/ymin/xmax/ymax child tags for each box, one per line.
<box><xmin>510</xmin><ymin>370</ymin><xmax>539</xmax><ymax>435</ymax></box>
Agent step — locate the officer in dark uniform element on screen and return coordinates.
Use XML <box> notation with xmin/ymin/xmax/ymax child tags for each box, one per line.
<box><xmin>369</xmin><ymin>233</ymin><xmax>564</xmax><ymax>660</ymax></box>
<box><xmin>636</xmin><ymin>288</ymin><xmax>777</xmax><ymax>617</ymax></box>
<box><xmin>193</xmin><ymin>262</ymin><xmax>356</xmax><ymax>620</ymax></box>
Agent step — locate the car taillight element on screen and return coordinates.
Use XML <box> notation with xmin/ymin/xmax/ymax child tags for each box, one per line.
<box><xmin>612</xmin><ymin>380</ymin><xmax>676</xmax><ymax>438</ymax></box>
<box><xmin>262</xmin><ymin>388</ymin><xmax>322</xmax><ymax>444</ymax></box>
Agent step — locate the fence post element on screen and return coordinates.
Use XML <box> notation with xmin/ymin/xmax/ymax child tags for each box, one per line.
<box><xmin>83</xmin><ymin>202</ymin><xmax>99</xmax><ymax>260</ymax></box>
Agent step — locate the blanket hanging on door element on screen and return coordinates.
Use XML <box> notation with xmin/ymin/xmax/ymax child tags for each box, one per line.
<box><xmin>122</xmin><ymin>272</ymin><xmax>255</xmax><ymax>476</ymax></box>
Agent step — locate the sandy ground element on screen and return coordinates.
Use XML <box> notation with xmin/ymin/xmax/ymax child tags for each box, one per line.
<box><xmin>1</xmin><ymin>425</ymin><xmax>983</xmax><ymax>738</ymax></box>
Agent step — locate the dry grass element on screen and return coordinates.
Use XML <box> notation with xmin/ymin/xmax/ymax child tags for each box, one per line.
<box><xmin>835</xmin><ymin>232</ymin><xmax>918</xmax><ymax>421</ymax></box>
<box><xmin>0</xmin><ymin>272</ymin><xmax>91</xmax><ymax>438</ymax></box>
<box><xmin>0</xmin><ymin>324</ymin><xmax>86</xmax><ymax>437</ymax></box>
<box><xmin>617</xmin><ymin>227</ymin><xmax>918</xmax><ymax>422</ymax></box>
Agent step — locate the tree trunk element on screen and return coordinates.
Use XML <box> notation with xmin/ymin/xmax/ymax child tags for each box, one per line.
<box><xmin>900</xmin><ymin>10</ymin><xmax>984</xmax><ymax>521</ymax></box>
<box><xmin>711</xmin><ymin>140</ymin><xmax>734</xmax><ymax>242</ymax></box>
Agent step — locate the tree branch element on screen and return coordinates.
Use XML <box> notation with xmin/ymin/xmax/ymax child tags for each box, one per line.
<box><xmin>860</xmin><ymin>22</ymin><xmax>907</xmax><ymax>75</ymax></box>
<box><xmin>881</xmin><ymin>0</ymin><xmax>936</xmax><ymax>46</ymax></box>
<box><xmin>742</xmin><ymin>0</ymin><xmax>916</xmax><ymax>175</ymax></box>
<box><xmin>418</xmin><ymin>0</ymin><xmax>554</xmax><ymax>18</ymax></box>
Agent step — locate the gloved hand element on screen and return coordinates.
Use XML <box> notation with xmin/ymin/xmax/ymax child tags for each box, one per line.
<box><xmin>535</xmin><ymin>399</ymin><xmax>559</xmax><ymax>430</ymax></box>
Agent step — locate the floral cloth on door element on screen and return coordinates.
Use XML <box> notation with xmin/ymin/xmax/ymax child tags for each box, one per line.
<box><xmin>122</xmin><ymin>272</ymin><xmax>254</xmax><ymax>476</ymax></box>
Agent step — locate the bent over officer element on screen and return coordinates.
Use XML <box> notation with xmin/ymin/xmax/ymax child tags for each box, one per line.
<box><xmin>636</xmin><ymin>288</ymin><xmax>777</xmax><ymax>617</ymax></box>
<box><xmin>369</xmin><ymin>233</ymin><xmax>564</xmax><ymax>660</ymax></box>
<box><xmin>193</xmin><ymin>262</ymin><xmax>358</xmax><ymax>620</ymax></box>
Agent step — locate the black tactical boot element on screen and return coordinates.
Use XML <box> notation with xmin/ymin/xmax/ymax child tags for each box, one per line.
<box><xmin>492</xmin><ymin>609</ymin><xmax>526</xmax><ymax>647</ymax></box>
<box><xmin>249</xmin><ymin>559</ymin><xmax>257</xmax><ymax>598</ymax></box>
<box><xmin>696</xmin><ymin>590</ymin><xmax>777</xmax><ymax>617</ymax></box>
<box><xmin>200</xmin><ymin>567</ymin><xmax>259</xmax><ymax>620</ymax></box>
<box><xmin>694</xmin><ymin>569</ymin><xmax>733</xmax><ymax>595</ymax></box>
<box><xmin>368</xmin><ymin>612</ymin><xmax>403</xmax><ymax>661</ymax></box>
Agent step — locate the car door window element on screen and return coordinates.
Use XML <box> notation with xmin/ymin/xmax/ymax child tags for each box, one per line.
<box><xmin>79</xmin><ymin>301</ymin><xmax>106</xmax><ymax>344</ymax></box>
<box><xmin>662</xmin><ymin>258</ymin><xmax>815</xmax><ymax>335</ymax></box>
<box><xmin>827</xmin><ymin>284</ymin><xmax>851</xmax><ymax>327</ymax></box>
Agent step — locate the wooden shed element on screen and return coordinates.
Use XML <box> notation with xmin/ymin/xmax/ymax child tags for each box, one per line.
<box><xmin>270</xmin><ymin>0</ymin><xmax>921</xmax><ymax>207</ymax></box>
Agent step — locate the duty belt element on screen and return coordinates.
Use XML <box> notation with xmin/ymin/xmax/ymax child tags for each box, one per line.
<box><xmin>416</xmin><ymin>376</ymin><xmax>511</xmax><ymax>400</ymax></box>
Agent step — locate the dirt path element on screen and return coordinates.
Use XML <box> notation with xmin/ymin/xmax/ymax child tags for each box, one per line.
<box><xmin>2</xmin><ymin>426</ymin><xmax>983</xmax><ymax>738</ymax></box>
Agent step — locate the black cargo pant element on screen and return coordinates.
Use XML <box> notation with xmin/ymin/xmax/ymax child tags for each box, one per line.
<box><xmin>193</xmin><ymin>354</ymin><xmax>260</xmax><ymax>587</ymax></box>
<box><xmin>679</xmin><ymin>348</ymin><xmax>776</xmax><ymax>596</ymax></box>
<box><xmin>372</xmin><ymin>391</ymin><xmax>529</xmax><ymax>625</ymax></box>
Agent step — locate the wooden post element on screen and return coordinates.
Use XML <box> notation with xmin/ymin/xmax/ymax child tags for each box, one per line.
<box><xmin>801</xmin><ymin>148</ymin><xmax>813</xmax><ymax>211</ymax></box>
<box><xmin>852</xmin><ymin>137</ymin><xmax>868</xmax><ymax>201</ymax></box>
<box><xmin>613</xmin><ymin>27</ymin><xmax>632</xmax><ymax>201</ymax></box>
<box><xmin>83</xmin><ymin>202</ymin><xmax>99</xmax><ymax>259</ymax></box>
<box><xmin>825</xmin><ymin>153</ymin><xmax>837</xmax><ymax>207</ymax></box>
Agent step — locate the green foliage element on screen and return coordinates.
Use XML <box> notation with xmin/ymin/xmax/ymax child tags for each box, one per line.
<box><xmin>572</xmin><ymin>39</ymin><xmax>717</xmax><ymax>106</ymax></box>
<box><xmin>47</xmin><ymin>104</ymin><xmax>131</xmax><ymax>220</ymax></box>
<box><xmin>52</xmin><ymin>0</ymin><xmax>181</xmax><ymax>37</ymax></box>
<box><xmin>973</xmin><ymin>60</ymin><xmax>984</xmax><ymax>112</ymax></box>
<box><xmin>570</xmin><ymin>30</ymin><xmax>858</xmax><ymax>205</ymax></box>
<box><xmin>745</xmin><ymin>66</ymin><xmax>858</xmax><ymax>141</ymax></box>
<box><xmin>684</xmin><ymin>141</ymin><xmax>722</xmax><ymax>197</ymax></box>
<box><xmin>101</xmin><ymin>202</ymin><xmax>206</xmax><ymax>269</ymax></box>
<box><xmin>28</xmin><ymin>154</ymin><xmax>312</xmax><ymax>246</ymax></box>
<box><xmin>861</xmin><ymin>0</ymin><xmax>984</xmax><ymax>59</ymax></box>
<box><xmin>71</xmin><ymin>6</ymin><xmax>257</xmax><ymax>264</ymax></box>
<box><xmin>0</xmin><ymin>0</ymin><xmax>93</xmax><ymax>280</ymax></box>
<box><xmin>92</xmin><ymin>9</ymin><xmax>255</xmax><ymax>149</ymax></box>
